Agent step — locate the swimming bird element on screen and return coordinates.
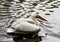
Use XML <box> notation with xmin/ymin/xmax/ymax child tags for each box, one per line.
<box><xmin>7</xmin><ymin>12</ymin><xmax>47</xmax><ymax>34</ymax></box>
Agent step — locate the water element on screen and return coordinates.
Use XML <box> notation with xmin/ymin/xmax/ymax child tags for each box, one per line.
<box><xmin>0</xmin><ymin>0</ymin><xmax>60</xmax><ymax>42</ymax></box>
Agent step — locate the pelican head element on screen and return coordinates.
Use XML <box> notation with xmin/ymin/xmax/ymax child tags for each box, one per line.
<box><xmin>31</xmin><ymin>12</ymin><xmax>48</xmax><ymax>22</ymax></box>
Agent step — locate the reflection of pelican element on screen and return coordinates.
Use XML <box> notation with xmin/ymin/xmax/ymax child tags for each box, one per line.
<box><xmin>7</xmin><ymin>12</ymin><xmax>47</xmax><ymax>34</ymax></box>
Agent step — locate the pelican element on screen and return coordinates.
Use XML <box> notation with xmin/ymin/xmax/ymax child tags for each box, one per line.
<box><xmin>7</xmin><ymin>12</ymin><xmax>47</xmax><ymax>35</ymax></box>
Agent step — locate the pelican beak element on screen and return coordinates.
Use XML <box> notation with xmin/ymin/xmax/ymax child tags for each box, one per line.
<box><xmin>35</xmin><ymin>15</ymin><xmax>48</xmax><ymax>22</ymax></box>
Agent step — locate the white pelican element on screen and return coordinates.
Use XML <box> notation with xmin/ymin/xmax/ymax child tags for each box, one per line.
<box><xmin>7</xmin><ymin>12</ymin><xmax>47</xmax><ymax>34</ymax></box>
